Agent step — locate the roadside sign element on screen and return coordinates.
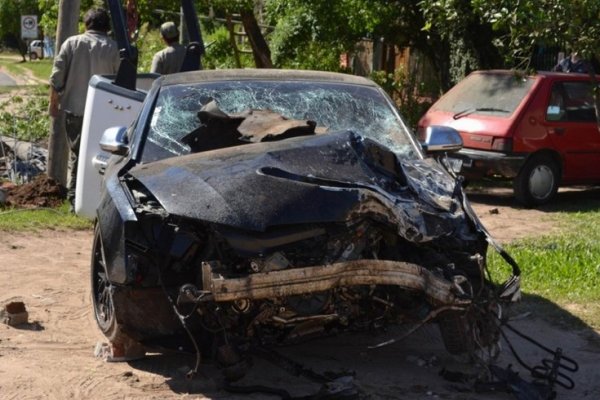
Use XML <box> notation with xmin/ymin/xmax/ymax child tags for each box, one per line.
<box><xmin>21</xmin><ymin>15</ymin><xmax>38</xmax><ymax>39</ymax></box>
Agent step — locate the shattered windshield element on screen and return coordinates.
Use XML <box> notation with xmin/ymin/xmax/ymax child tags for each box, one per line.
<box><xmin>142</xmin><ymin>80</ymin><xmax>417</xmax><ymax>163</ymax></box>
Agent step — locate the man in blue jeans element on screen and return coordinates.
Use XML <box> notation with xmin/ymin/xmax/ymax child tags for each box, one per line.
<box><xmin>49</xmin><ymin>7</ymin><xmax>120</xmax><ymax>210</ymax></box>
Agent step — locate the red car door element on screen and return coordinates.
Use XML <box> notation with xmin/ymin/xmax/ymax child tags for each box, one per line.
<box><xmin>542</xmin><ymin>79</ymin><xmax>600</xmax><ymax>182</ymax></box>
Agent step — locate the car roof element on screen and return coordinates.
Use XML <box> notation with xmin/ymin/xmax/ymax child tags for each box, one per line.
<box><xmin>160</xmin><ymin>69</ymin><xmax>378</xmax><ymax>87</ymax></box>
<box><xmin>471</xmin><ymin>69</ymin><xmax>594</xmax><ymax>81</ymax></box>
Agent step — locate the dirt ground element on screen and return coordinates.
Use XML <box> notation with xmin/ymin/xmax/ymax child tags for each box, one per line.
<box><xmin>3</xmin><ymin>175</ymin><xmax>66</xmax><ymax>208</ymax></box>
<box><xmin>1</xmin><ymin>187</ymin><xmax>600</xmax><ymax>399</ymax></box>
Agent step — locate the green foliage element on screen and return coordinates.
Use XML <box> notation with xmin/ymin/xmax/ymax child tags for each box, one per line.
<box><xmin>37</xmin><ymin>0</ymin><xmax>58</xmax><ymax>37</ymax></box>
<box><xmin>420</xmin><ymin>0</ymin><xmax>505</xmax><ymax>84</ymax></box>
<box><xmin>0</xmin><ymin>0</ymin><xmax>39</xmax><ymax>55</ymax></box>
<box><xmin>38</xmin><ymin>0</ymin><xmax>179</xmax><ymax>42</ymax></box>
<box><xmin>0</xmin><ymin>201</ymin><xmax>92</xmax><ymax>231</ymax></box>
<box><xmin>447</xmin><ymin>35</ymin><xmax>481</xmax><ymax>84</ymax></box>
<box><xmin>264</xmin><ymin>0</ymin><xmax>370</xmax><ymax>68</ymax></box>
<box><xmin>0</xmin><ymin>86</ymin><xmax>49</xmax><ymax>142</ymax></box>
<box><xmin>135</xmin><ymin>22</ymin><xmax>164</xmax><ymax>72</ymax></box>
<box><xmin>0</xmin><ymin>0</ymin><xmax>39</xmax><ymax>39</ymax></box>
<box><xmin>202</xmin><ymin>26</ymin><xmax>254</xmax><ymax>69</ymax></box>
<box><xmin>134</xmin><ymin>0</ymin><xmax>180</xmax><ymax>28</ymax></box>
<box><xmin>199</xmin><ymin>0</ymin><xmax>254</xmax><ymax>11</ymax></box>
<box><xmin>20</xmin><ymin>58</ymin><xmax>53</xmax><ymax>80</ymax></box>
<box><xmin>2</xmin><ymin>58</ymin><xmax>53</xmax><ymax>81</ymax></box>
<box><xmin>422</xmin><ymin>0</ymin><xmax>600</xmax><ymax>69</ymax></box>
<box><xmin>370</xmin><ymin>68</ymin><xmax>433</xmax><ymax>130</ymax></box>
<box><xmin>275</xmin><ymin>41</ymin><xmax>346</xmax><ymax>71</ymax></box>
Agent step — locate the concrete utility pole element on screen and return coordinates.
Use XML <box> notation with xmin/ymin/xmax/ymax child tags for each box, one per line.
<box><xmin>180</xmin><ymin>6</ymin><xmax>189</xmax><ymax>45</ymax></box>
<box><xmin>47</xmin><ymin>0</ymin><xmax>80</xmax><ymax>185</ymax></box>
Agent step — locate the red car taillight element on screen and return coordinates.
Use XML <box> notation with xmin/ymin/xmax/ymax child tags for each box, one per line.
<box><xmin>491</xmin><ymin>137</ymin><xmax>513</xmax><ymax>152</ymax></box>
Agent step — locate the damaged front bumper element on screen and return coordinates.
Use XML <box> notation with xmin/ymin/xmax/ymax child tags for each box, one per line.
<box><xmin>200</xmin><ymin>259</ymin><xmax>477</xmax><ymax>307</ymax></box>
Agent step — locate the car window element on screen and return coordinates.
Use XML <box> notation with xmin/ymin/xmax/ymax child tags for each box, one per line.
<box><xmin>546</xmin><ymin>81</ymin><xmax>597</xmax><ymax>122</ymax></box>
<box><xmin>141</xmin><ymin>80</ymin><xmax>418</xmax><ymax>163</ymax></box>
<box><xmin>432</xmin><ymin>73</ymin><xmax>535</xmax><ymax>118</ymax></box>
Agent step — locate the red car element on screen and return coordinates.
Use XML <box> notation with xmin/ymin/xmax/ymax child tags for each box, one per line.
<box><xmin>419</xmin><ymin>70</ymin><xmax>600</xmax><ymax>206</ymax></box>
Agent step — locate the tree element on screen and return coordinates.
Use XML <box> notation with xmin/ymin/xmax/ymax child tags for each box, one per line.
<box><xmin>265</xmin><ymin>0</ymin><xmax>362</xmax><ymax>70</ymax></box>
<box><xmin>38</xmin><ymin>0</ymin><xmax>59</xmax><ymax>41</ymax></box>
<box><xmin>133</xmin><ymin>0</ymin><xmax>180</xmax><ymax>28</ymax></box>
<box><xmin>198</xmin><ymin>0</ymin><xmax>273</xmax><ymax>68</ymax></box>
<box><xmin>0</xmin><ymin>0</ymin><xmax>41</xmax><ymax>60</ymax></box>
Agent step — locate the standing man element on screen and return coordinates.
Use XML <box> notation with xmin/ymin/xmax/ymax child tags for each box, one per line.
<box><xmin>151</xmin><ymin>21</ymin><xmax>186</xmax><ymax>75</ymax></box>
<box><xmin>552</xmin><ymin>51</ymin><xmax>593</xmax><ymax>74</ymax></box>
<box><xmin>49</xmin><ymin>7</ymin><xmax>120</xmax><ymax>210</ymax></box>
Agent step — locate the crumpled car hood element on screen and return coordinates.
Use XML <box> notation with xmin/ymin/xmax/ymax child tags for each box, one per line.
<box><xmin>128</xmin><ymin>131</ymin><xmax>471</xmax><ymax>242</ymax></box>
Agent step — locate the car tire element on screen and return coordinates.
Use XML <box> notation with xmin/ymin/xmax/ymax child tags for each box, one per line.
<box><xmin>29</xmin><ymin>52</ymin><xmax>37</xmax><ymax>61</ymax></box>
<box><xmin>91</xmin><ymin>225</ymin><xmax>130</xmax><ymax>343</ymax></box>
<box><xmin>513</xmin><ymin>155</ymin><xmax>559</xmax><ymax>207</ymax></box>
<box><xmin>438</xmin><ymin>312</ymin><xmax>473</xmax><ymax>355</ymax></box>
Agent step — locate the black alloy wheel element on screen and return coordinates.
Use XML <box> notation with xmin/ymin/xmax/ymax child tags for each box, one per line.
<box><xmin>91</xmin><ymin>225</ymin><xmax>125</xmax><ymax>341</ymax></box>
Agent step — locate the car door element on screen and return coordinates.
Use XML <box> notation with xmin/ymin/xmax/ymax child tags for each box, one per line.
<box><xmin>544</xmin><ymin>79</ymin><xmax>600</xmax><ymax>182</ymax></box>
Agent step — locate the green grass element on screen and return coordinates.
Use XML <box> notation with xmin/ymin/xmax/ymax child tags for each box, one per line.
<box><xmin>18</xmin><ymin>59</ymin><xmax>53</xmax><ymax>81</ymax></box>
<box><xmin>0</xmin><ymin>85</ymin><xmax>17</xmax><ymax>94</ymax></box>
<box><xmin>0</xmin><ymin>202</ymin><xmax>93</xmax><ymax>231</ymax></box>
<box><xmin>0</xmin><ymin>54</ymin><xmax>52</xmax><ymax>82</ymax></box>
<box><xmin>488</xmin><ymin>202</ymin><xmax>600</xmax><ymax>329</ymax></box>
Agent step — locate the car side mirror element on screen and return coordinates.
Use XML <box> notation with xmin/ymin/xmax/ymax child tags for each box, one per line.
<box><xmin>99</xmin><ymin>126</ymin><xmax>129</xmax><ymax>156</ymax></box>
<box><xmin>421</xmin><ymin>125</ymin><xmax>463</xmax><ymax>153</ymax></box>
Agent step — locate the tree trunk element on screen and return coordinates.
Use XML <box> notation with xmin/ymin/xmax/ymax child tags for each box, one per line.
<box><xmin>240</xmin><ymin>9</ymin><xmax>272</xmax><ymax>68</ymax></box>
<box><xmin>180</xmin><ymin>6</ymin><xmax>189</xmax><ymax>45</ymax></box>
<box><xmin>47</xmin><ymin>0</ymin><xmax>80</xmax><ymax>186</ymax></box>
<box><xmin>385</xmin><ymin>44</ymin><xmax>396</xmax><ymax>74</ymax></box>
<box><xmin>226</xmin><ymin>14</ymin><xmax>242</xmax><ymax>68</ymax></box>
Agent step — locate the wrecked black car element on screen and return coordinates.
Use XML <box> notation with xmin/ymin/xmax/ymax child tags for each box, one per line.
<box><xmin>92</xmin><ymin>69</ymin><xmax>521</xmax><ymax>371</ymax></box>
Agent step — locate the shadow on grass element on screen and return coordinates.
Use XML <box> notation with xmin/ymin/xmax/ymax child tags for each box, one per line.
<box><xmin>466</xmin><ymin>185</ymin><xmax>600</xmax><ymax>214</ymax></box>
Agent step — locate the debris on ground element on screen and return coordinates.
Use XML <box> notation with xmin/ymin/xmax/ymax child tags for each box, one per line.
<box><xmin>1</xmin><ymin>301</ymin><xmax>29</xmax><ymax>326</ymax></box>
<box><xmin>4</xmin><ymin>174</ymin><xmax>66</xmax><ymax>208</ymax></box>
<box><xmin>94</xmin><ymin>341</ymin><xmax>146</xmax><ymax>363</ymax></box>
<box><xmin>0</xmin><ymin>136</ymin><xmax>48</xmax><ymax>183</ymax></box>
<box><xmin>0</xmin><ymin>136</ymin><xmax>60</xmax><ymax>208</ymax></box>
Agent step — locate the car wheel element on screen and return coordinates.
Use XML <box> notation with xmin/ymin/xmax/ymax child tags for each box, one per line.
<box><xmin>438</xmin><ymin>312</ymin><xmax>473</xmax><ymax>355</ymax></box>
<box><xmin>438</xmin><ymin>310</ymin><xmax>501</xmax><ymax>358</ymax></box>
<box><xmin>91</xmin><ymin>225</ymin><xmax>128</xmax><ymax>342</ymax></box>
<box><xmin>513</xmin><ymin>155</ymin><xmax>559</xmax><ymax>207</ymax></box>
<box><xmin>29</xmin><ymin>52</ymin><xmax>37</xmax><ymax>60</ymax></box>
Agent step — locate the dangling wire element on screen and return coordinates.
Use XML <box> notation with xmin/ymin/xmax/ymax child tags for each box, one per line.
<box><xmin>154</xmin><ymin>223</ymin><xmax>203</xmax><ymax>379</ymax></box>
<box><xmin>499</xmin><ymin>321</ymin><xmax>578</xmax><ymax>390</ymax></box>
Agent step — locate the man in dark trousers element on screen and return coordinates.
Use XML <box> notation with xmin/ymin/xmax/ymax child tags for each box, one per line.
<box><xmin>151</xmin><ymin>21</ymin><xmax>186</xmax><ymax>75</ymax></box>
<box><xmin>49</xmin><ymin>7</ymin><xmax>120</xmax><ymax>210</ymax></box>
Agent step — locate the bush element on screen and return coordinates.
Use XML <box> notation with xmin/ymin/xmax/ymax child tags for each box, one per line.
<box><xmin>203</xmin><ymin>26</ymin><xmax>255</xmax><ymax>69</ymax></box>
<box><xmin>370</xmin><ymin>67</ymin><xmax>433</xmax><ymax>132</ymax></box>
<box><xmin>134</xmin><ymin>23</ymin><xmax>164</xmax><ymax>73</ymax></box>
